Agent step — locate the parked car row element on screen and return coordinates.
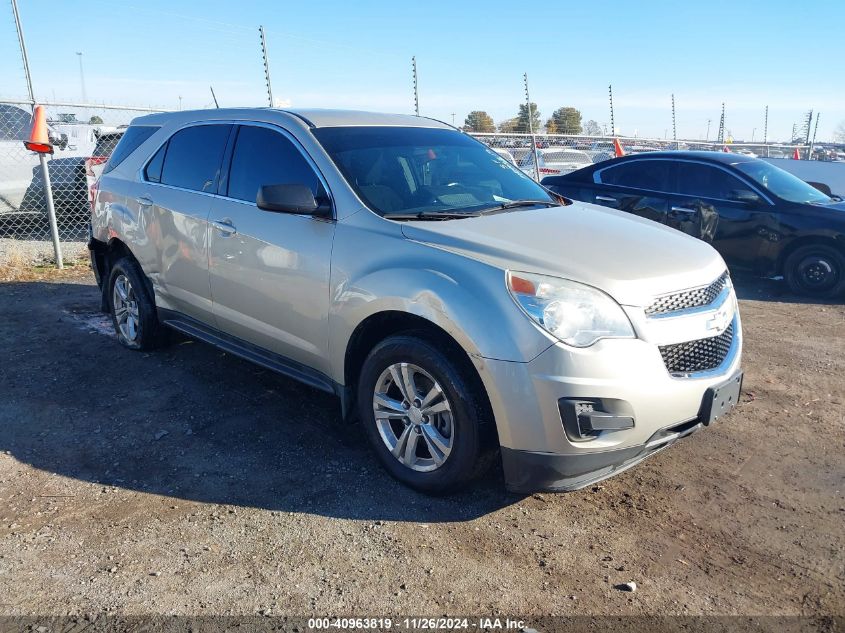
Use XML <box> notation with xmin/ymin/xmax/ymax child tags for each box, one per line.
<box><xmin>89</xmin><ymin>108</ymin><xmax>745</xmax><ymax>495</ymax></box>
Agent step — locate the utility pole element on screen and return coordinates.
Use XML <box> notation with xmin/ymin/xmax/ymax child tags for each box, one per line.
<box><xmin>178</xmin><ymin>95</ymin><xmax>182</xmax><ymax>111</ymax></box>
<box><xmin>752</xmin><ymin>128</ymin><xmax>756</xmax><ymax>142</ymax></box>
<box><xmin>705</xmin><ymin>119</ymin><xmax>711</xmax><ymax>141</ymax></box>
<box><xmin>11</xmin><ymin>0</ymin><xmax>35</xmax><ymax>108</ymax></box>
<box><xmin>803</xmin><ymin>109</ymin><xmax>813</xmax><ymax>145</ymax></box>
<box><xmin>608</xmin><ymin>84</ymin><xmax>615</xmax><ymax>135</ymax></box>
<box><xmin>671</xmin><ymin>93</ymin><xmax>677</xmax><ymax>146</ymax></box>
<box><xmin>76</xmin><ymin>52</ymin><xmax>87</xmax><ymax>103</ymax></box>
<box><xmin>763</xmin><ymin>105</ymin><xmax>769</xmax><ymax>157</ymax></box>
<box><xmin>524</xmin><ymin>73</ymin><xmax>540</xmax><ymax>182</ymax></box>
<box><xmin>259</xmin><ymin>25</ymin><xmax>274</xmax><ymax>107</ymax></box>
<box><xmin>451</xmin><ymin>112</ymin><xmax>455</xmax><ymax>126</ymax></box>
<box><xmin>809</xmin><ymin>112</ymin><xmax>820</xmax><ymax>160</ymax></box>
<box><xmin>412</xmin><ymin>56</ymin><xmax>419</xmax><ymax>116</ymax></box>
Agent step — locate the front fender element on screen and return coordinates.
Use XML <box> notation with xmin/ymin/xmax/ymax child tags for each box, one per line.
<box><xmin>327</xmin><ymin>220</ymin><xmax>554</xmax><ymax>385</ymax></box>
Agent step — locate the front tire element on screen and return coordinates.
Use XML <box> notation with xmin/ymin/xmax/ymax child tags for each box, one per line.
<box><xmin>107</xmin><ymin>257</ymin><xmax>165</xmax><ymax>350</ymax></box>
<box><xmin>784</xmin><ymin>244</ymin><xmax>845</xmax><ymax>298</ymax></box>
<box><xmin>357</xmin><ymin>334</ymin><xmax>493</xmax><ymax>494</ymax></box>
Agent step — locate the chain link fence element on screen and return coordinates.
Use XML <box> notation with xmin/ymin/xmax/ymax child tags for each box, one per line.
<box><xmin>0</xmin><ymin>100</ymin><xmax>165</xmax><ymax>248</ymax></box>
<box><xmin>470</xmin><ymin>132</ymin><xmax>813</xmax><ymax>181</ymax></box>
<box><xmin>0</xmin><ymin>102</ymin><xmax>820</xmax><ymax>256</ymax></box>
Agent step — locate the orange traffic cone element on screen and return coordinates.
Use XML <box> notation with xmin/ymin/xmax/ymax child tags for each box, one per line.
<box><xmin>24</xmin><ymin>105</ymin><xmax>52</xmax><ymax>154</ymax></box>
<box><xmin>792</xmin><ymin>147</ymin><xmax>800</xmax><ymax>160</ymax></box>
<box><xmin>613</xmin><ymin>137</ymin><xmax>625</xmax><ymax>157</ymax></box>
<box><xmin>722</xmin><ymin>145</ymin><xmax>731</xmax><ymax>153</ymax></box>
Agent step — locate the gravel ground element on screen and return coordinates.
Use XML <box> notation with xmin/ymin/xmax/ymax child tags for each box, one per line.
<box><xmin>0</xmin><ymin>238</ymin><xmax>87</xmax><ymax>267</ymax></box>
<box><xmin>0</xmin><ymin>269</ymin><xmax>842</xmax><ymax>619</ymax></box>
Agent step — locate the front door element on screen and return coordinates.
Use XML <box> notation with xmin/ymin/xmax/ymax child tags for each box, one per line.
<box><xmin>671</xmin><ymin>161</ymin><xmax>772</xmax><ymax>268</ymax></box>
<box><xmin>208</xmin><ymin>123</ymin><xmax>336</xmax><ymax>375</ymax></box>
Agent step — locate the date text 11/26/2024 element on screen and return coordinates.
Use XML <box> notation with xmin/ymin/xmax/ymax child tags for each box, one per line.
<box><xmin>307</xmin><ymin>617</ymin><xmax>528</xmax><ymax>630</ymax></box>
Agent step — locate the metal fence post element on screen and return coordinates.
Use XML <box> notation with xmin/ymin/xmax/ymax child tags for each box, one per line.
<box><xmin>38</xmin><ymin>154</ymin><xmax>63</xmax><ymax>268</ymax></box>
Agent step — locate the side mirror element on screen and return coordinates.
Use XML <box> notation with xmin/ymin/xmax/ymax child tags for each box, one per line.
<box><xmin>257</xmin><ymin>184</ymin><xmax>331</xmax><ymax>216</ymax></box>
<box><xmin>727</xmin><ymin>189</ymin><xmax>762</xmax><ymax>205</ymax></box>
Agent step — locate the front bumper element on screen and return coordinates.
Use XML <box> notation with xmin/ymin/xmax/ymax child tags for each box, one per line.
<box><xmin>477</xmin><ymin>292</ymin><xmax>743</xmax><ymax>493</ymax></box>
<box><xmin>502</xmin><ymin>416</ymin><xmax>703</xmax><ymax>493</ymax></box>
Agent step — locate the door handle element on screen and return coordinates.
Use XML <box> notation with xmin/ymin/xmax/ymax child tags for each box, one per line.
<box><xmin>596</xmin><ymin>195</ymin><xmax>617</xmax><ymax>203</ymax></box>
<box><xmin>671</xmin><ymin>206</ymin><xmax>697</xmax><ymax>214</ymax></box>
<box><xmin>135</xmin><ymin>195</ymin><xmax>153</xmax><ymax>208</ymax></box>
<box><xmin>211</xmin><ymin>219</ymin><xmax>237</xmax><ymax>236</ymax></box>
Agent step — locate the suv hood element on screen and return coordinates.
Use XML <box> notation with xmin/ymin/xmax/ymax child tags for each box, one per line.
<box><xmin>400</xmin><ymin>202</ymin><xmax>727</xmax><ymax>307</ymax></box>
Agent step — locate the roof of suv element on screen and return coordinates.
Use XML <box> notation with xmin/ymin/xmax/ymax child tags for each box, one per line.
<box><xmin>132</xmin><ymin>108</ymin><xmax>452</xmax><ymax>130</ymax></box>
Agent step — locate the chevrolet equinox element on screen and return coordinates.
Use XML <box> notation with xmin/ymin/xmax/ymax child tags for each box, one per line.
<box><xmin>89</xmin><ymin>109</ymin><xmax>743</xmax><ymax>493</ymax></box>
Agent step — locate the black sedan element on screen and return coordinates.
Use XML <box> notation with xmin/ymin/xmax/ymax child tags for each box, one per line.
<box><xmin>542</xmin><ymin>152</ymin><xmax>845</xmax><ymax>297</ymax></box>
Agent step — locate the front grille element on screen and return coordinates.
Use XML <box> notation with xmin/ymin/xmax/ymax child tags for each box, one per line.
<box><xmin>646</xmin><ymin>272</ymin><xmax>730</xmax><ymax>316</ymax></box>
<box><xmin>659</xmin><ymin>324</ymin><xmax>734</xmax><ymax>375</ymax></box>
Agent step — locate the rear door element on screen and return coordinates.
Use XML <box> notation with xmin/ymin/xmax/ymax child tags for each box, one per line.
<box><xmin>207</xmin><ymin>123</ymin><xmax>336</xmax><ymax>375</ymax></box>
<box><xmin>670</xmin><ymin>161</ymin><xmax>772</xmax><ymax>267</ymax></box>
<box><xmin>587</xmin><ymin>159</ymin><xmax>676</xmax><ymax>224</ymax></box>
<box><xmin>131</xmin><ymin>123</ymin><xmax>232</xmax><ymax>323</ymax></box>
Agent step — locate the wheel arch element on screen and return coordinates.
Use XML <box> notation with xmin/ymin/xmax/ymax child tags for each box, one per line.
<box><xmin>776</xmin><ymin>234</ymin><xmax>845</xmax><ymax>274</ymax></box>
<box><xmin>342</xmin><ymin>310</ymin><xmax>498</xmax><ymax>445</ymax></box>
<box><xmin>95</xmin><ymin>237</ymin><xmax>151</xmax><ymax>312</ymax></box>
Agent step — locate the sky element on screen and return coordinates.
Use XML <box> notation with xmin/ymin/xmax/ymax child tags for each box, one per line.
<box><xmin>2</xmin><ymin>0</ymin><xmax>844</xmax><ymax>142</ymax></box>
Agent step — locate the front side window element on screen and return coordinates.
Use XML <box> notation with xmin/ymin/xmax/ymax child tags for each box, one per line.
<box><xmin>599</xmin><ymin>160</ymin><xmax>674</xmax><ymax>191</ymax></box>
<box><xmin>735</xmin><ymin>160</ymin><xmax>831</xmax><ymax>205</ymax></box>
<box><xmin>313</xmin><ymin>126</ymin><xmax>553</xmax><ymax>216</ymax></box>
<box><xmin>227</xmin><ymin>125</ymin><xmax>323</xmax><ymax>203</ymax></box>
<box><xmin>159</xmin><ymin>124</ymin><xmax>231</xmax><ymax>193</ymax></box>
<box><xmin>676</xmin><ymin>163</ymin><xmax>746</xmax><ymax>199</ymax></box>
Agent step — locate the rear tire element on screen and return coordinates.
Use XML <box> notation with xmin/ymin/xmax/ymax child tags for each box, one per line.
<box><xmin>784</xmin><ymin>244</ymin><xmax>845</xmax><ymax>298</ymax></box>
<box><xmin>357</xmin><ymin>334</ymin><xmax>494</xmax><ymax>494</ymax></box>
<box><xmin>107</xmin><ymin>257</ymin><xmax>166</xmax><ymax>350</ymax></box>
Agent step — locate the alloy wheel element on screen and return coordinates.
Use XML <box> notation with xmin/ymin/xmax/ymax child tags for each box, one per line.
<box><xmin>372</xmin><ymin>362</ymin><xmax>454</xmax><ymax>472</ymax></box>
<box><xmin>112</xmin><ymin>274</ymin><xmax>140</xmax><ymax>343</ymax></box>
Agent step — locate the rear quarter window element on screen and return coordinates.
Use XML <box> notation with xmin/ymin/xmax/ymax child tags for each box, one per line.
<box><xmin>103</xmin><ymin>125</ymin><xmax>159</xmax><ymax>174</ymax></box>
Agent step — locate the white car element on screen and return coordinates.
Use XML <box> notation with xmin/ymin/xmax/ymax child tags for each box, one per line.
<box><xmin>517</xmin><ymin>147</ymin><xmax>593</xmax><ymax>178</ymax></box>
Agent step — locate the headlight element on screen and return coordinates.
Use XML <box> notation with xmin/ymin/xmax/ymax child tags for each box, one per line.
<box><xmin>507</xmin><ymin>271</ymin><xmax>635</xmax><ymax>347</ymax></box>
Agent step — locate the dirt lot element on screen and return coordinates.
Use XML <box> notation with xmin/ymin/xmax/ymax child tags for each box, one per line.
<box><xmin>0</xmin><ymin>265</ymin><xmax>842</xmax><ymax>619</ymax></box>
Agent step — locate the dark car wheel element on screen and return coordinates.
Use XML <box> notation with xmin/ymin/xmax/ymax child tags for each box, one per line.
<box><xmin>357</xmin><ymin>334</ymin><xmax>494</xmax><ymax>494</ymax></box>
<box><xmin>107</xmin><ymin>257</ymin><xmax>166</xmax><ymax>350</ymax></box>
<box><xmin>784</xmin><ymin>244</ymin><xmax>845</xmax><ymax>297</ymax></box>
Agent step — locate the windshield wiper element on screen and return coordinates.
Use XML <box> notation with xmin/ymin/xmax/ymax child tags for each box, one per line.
<box><xmin>497</xmin><ymin>199</ymin><xmax>558</xmax><ymax>210</ymax></box>
<box><xmin>383</xmin><ymin>210</ymin><xmax>483</xmax><ymax>220</ymax></box>
<box><xmin>474</xmin><ymin>199</ymin><xmax>559</xmax><ymax>215</ymax></box>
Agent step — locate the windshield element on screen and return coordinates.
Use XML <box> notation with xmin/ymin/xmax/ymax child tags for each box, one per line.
<box><xmin>312</xmin><ymin>126</ymin><xmax>554</xmax><ymax>216</ymax></box>
<box><xmin>734</xmin><ymin>160</ymin><xmax>832</xmax><ymax>205</ymax></box>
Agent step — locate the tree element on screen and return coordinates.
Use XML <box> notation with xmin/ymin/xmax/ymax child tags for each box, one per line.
<box><xmin>464</xmin><ymin>111</ymin><xmax>495</xmax><ymax>133</ymax></box>
<box><xmin>498</xmin><ymin>117</ymin><xmax>520</xmax><ymax>133</ymax></box>
<box><xmin>835</xmin><ymin>120</ymin><xmax>845</xmax><ymax>143</ymax></box>
<box><xmin>545</xmin><ymin>118</ymin><xmax>558</xmax><ymax>133</ymax></box>
<box><xmin>516</xmin><ymin>103</ymin><xmax>541</xmax><ymax>133</ymax></box>
<box><xmin>88</xmin><ymin>115</ymin><xmax>103</xmax><ymax>125</ymax></box>
<box><xmin>548</xmin><ymin>107</ymin><xmax>582</xmax><ymax>135</ymax></box>
<box><xmin>583</xmin><ymin>119</ymin><xmax>602</xmax><ymax>136</ymax></box>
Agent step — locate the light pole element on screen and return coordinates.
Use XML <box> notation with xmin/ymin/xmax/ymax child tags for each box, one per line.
<box><xmin>705</xmin><ymin>119</ymin><xmax>711</xmax><ymax>141</ymax></box>
<box><xmin>76</xmin><ymin>51</ymin><xmax>87</xmax><ymax>103</ymax></box>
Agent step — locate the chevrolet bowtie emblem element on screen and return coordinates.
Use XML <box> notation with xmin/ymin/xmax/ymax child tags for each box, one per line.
<box><xmin>706</xmin><ymin>306</ymin><xmax>732</xmax><ymax>334</ymax></box>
